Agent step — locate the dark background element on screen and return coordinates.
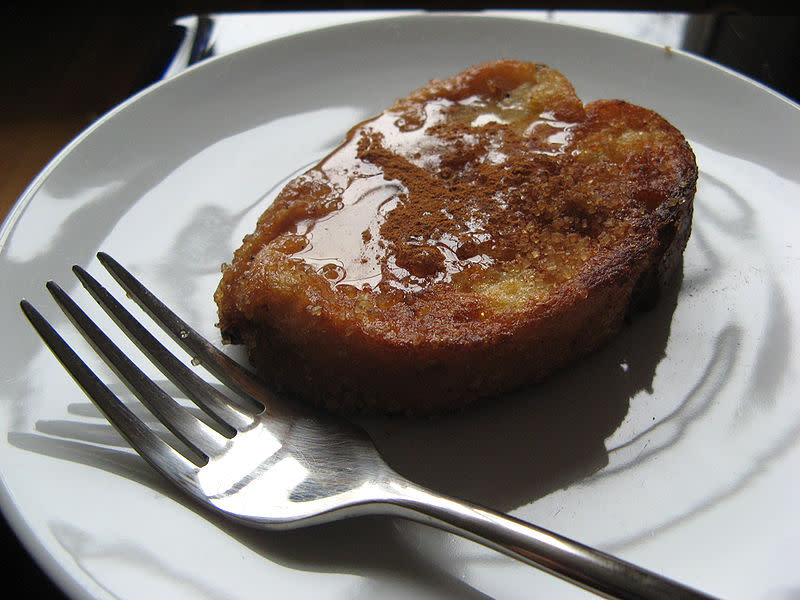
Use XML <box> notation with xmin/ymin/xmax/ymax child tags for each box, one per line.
<box><xmin>1</xmin><ymin>3</ymin><xmax>798</xmax><ymax>598</ymax></box>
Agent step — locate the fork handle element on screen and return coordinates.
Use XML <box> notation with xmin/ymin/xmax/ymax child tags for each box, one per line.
<box><xmin>384</xmin><ymin>482</ymin><xmax>716</xmax><ymax>600</ymax></box>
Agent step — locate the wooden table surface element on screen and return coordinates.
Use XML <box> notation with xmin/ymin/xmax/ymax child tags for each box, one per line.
<box><xmin>0</xmin><ymin>15</ymin><xmax>177</xmax><ymax>223</ymax></box>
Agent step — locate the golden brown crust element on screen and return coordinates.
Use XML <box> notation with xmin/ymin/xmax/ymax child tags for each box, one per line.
<box><xmin>215</xmin><ymin>60</ymin><xmax>697</xmax><ymax>414</ymax></box>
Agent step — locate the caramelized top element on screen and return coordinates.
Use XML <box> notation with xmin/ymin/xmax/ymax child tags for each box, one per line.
<box><xmin>221</xmin><ymin>60</ymin><xmax>695</xmax><ymax>332</ymax></box>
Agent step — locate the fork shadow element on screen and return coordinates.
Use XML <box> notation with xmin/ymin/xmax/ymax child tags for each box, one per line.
<box><xmin>8</xmin><ymin>280</ymin><xmax>680</xmax><ymax>598</ymax></box>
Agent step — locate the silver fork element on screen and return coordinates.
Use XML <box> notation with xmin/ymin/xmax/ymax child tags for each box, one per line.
<box><xmin>20</xmin><ymin>252</ymin><xmax>716</xmax><ymax>600</ymax></box>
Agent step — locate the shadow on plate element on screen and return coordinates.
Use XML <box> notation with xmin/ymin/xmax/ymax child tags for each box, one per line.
<box><xmin>359</xmin><ymin>279</ymin><xmax>681</xmax><ymax>513</ymax></box>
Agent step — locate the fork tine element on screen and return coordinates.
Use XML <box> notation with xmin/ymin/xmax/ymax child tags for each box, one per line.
<box><xmin>96</xmin><ymin>252</ymin><xmax>271</xmax><ymax>411</ymax></box>
<box><xmin>72</xmin><ymin>265</ymin><xmax>255</xmax><ymax>432</ymax></box>
<box><xmin>20</xmin><ymin>300</ymin><xmax>200</xmax><ymax>486</ymax></box>
<box><xmin>45</xmin><ymin>281</ymin><xmax>226</xmax><ymax>463</ymax></box>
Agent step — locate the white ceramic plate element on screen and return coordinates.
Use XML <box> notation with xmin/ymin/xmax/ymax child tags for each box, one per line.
<box><xmin>2</xmin><ymin>14</ymin><xmax>799</xmax><ymax>600</ymax></box>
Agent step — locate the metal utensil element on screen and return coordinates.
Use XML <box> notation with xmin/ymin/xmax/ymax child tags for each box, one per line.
<box><xmin>20</xmin><ymin>252</ymin><xmax>716</xmax><ymax>600</ymax></box>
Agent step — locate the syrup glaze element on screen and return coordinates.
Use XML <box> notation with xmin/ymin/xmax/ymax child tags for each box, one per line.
<box><xmin>260</xmin><ymin>62</ymin><xmax>674</xmax><ymax>307</ymax></box>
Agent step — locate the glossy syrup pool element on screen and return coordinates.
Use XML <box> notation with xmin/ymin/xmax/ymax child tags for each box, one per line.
<box><xmin>279</xmin><ymin>85</ymin><xmax>582</xmax><ymax>295</ymax></box>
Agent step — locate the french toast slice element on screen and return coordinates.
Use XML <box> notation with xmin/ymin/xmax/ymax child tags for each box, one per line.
<box><xmin>215</xmin><ymin>60</ymin><xmax>697</xmax><ymax>415</ymax></box>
